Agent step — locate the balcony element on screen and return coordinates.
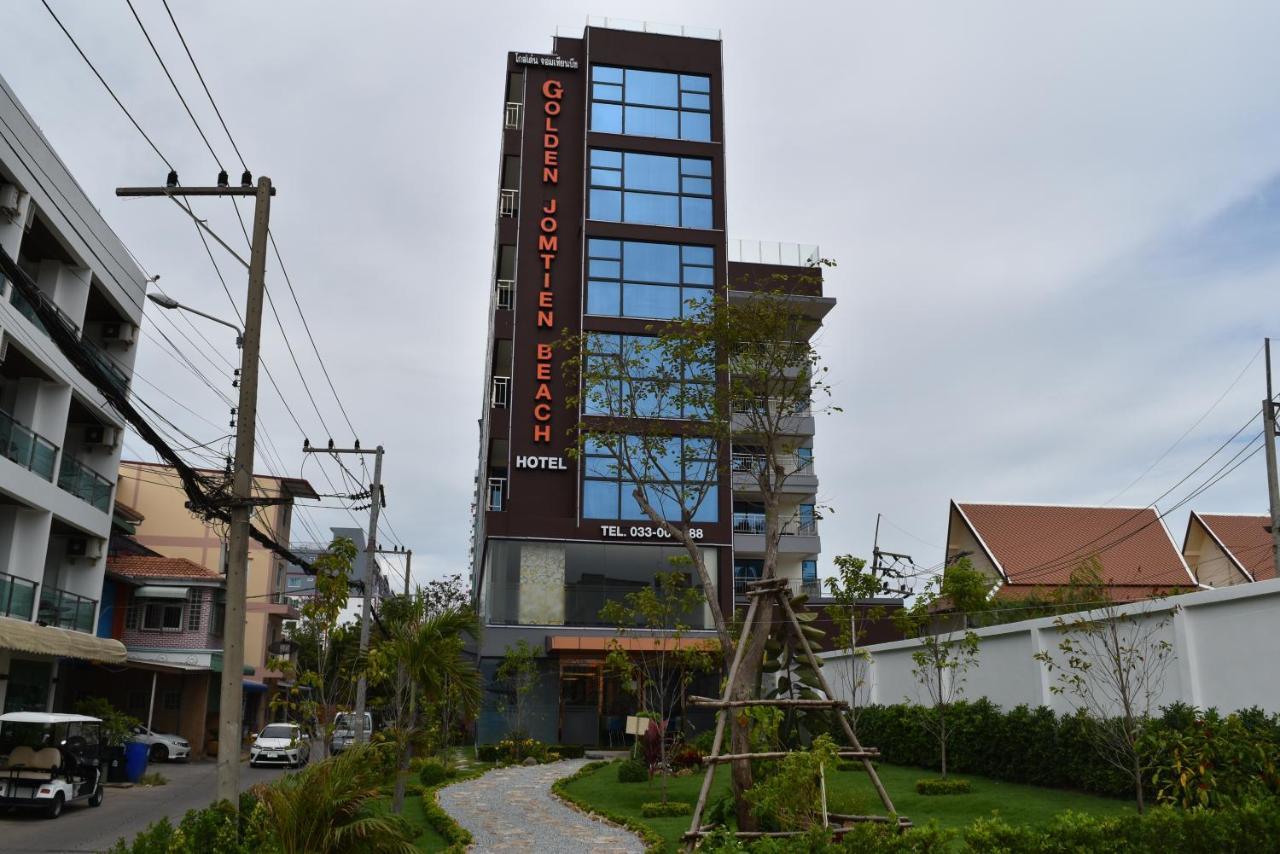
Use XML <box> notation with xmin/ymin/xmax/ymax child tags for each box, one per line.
<box><xmin>495</xmin><ymin>279</ymin><xmax>514</xmax><ymax>310</ymax></box>
<box><xmin>504</xmin><ymin>102</ymin><xmax>523</xmax><ymax>130</ymax></box>
<box><xmin>730</xmin><ymin>451</ymin><xmax>817</xmax><ymax>495</ymax></box>
<box><xmin>732</xmin><ymin>576</ymin><xmax>824</xmax><ymax>600</ymax></box>
<box><xmin>732</xmin><ymin>512</ymin><xmax>820</xmax><ymax>556</ymax></box>
<box><xmin>37</xmin><ymin>586</ymin><xmax>96</xmax><ymax>633</ymax></box>
<box><xmin>82</xmin><ymin>338</ymin><xmax>131</xmax><ymax>392</ymax></box>
<box><xmin>58</xmin><ymin>455</ymin><xmax>113</xmax><ymax>512</ymax></box>
<box><xmin>0</xmin><ymin>408</ymin><xmax>58</xmax><ymax>482</ymax></box>
<box><xmin>499</xmin><ymin>189</ymin><xmax>518</xmax><ymax>218</ymax></box>
<box><xmin>487</xmin><ymin>477</ymin><xmax>507</xmax><ymax>511</ymax></box>
<box><xmin>7</xmin><ymin>280</ymin><xmax>80</xmax><ymax>339</ymax></box>
<box><xmin>491</xmin><ymin>376</ymin><xmax>511</xmax><ymax>409</ymax></box>
<box><xmin>0</xmin><ymin>571</ymin><xmax>38</xmax><ymax>620</ymax></box>
<box><xmin>732</xmin><ymin>512</ymin><xmax>817</xmax><ymax>537</ymax></box>
<box><xmin>732</xmin><ymin>398</ymin><xmax>815</xmax><ymax>437</ymax></box>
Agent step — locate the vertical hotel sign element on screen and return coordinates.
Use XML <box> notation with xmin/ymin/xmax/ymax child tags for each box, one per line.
<box><xmin>531</xmin><ymin>77</ymin><xmax>562</xmax><ymax>446</ymax></box>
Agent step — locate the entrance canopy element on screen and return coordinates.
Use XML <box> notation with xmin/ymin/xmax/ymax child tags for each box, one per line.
<box><xmin>0</xmin><ymin>616</ymin><xmax>126</xmax><ymax>663</ymax></box>
<box><xmin>548</xmin><ymin>635</ymin><xmax>719</xmax><ymax>654</ymax></box>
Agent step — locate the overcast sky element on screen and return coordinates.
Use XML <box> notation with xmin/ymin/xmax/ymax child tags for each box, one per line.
<box><xmin>6</xmin><ymin>1</ymin><xmax>1280</xmax><ymax>589</ymax></box>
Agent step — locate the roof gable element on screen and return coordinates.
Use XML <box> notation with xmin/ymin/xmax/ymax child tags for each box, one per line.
<box><xmin>953</xmin><ymin>502</ymin><xmax>1194</xmax><ymax>590</ymax></box>
<box><xmin>1196</xmin><ymin>513</ymin><xmax>1274</xmax><ymax>582</ymax></box>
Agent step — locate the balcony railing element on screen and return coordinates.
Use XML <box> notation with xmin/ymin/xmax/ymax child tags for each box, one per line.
<box><xmin>487</xmin><ymin>477</ymin><xmax>507</xmax><ymax>511</ymax></box>
<box><xmin>82</xmin><ymin>338</ymin><xmax>131</xmax><ymax>392</ymax></box>
<box><xmin>58</xmin><ymin>455</ymin><xmax>114</xmax><ymax>512</ymax></box>
<box><xmin>7</xmin><ymin>280</ymin><xmax>80</xmax><ymax>338</ymax></box>
<box><xmin>499</xmin><ymin>189</ymin><xmax>518</xmax><ymax>217</ymax></box>
<box><xmin>732</xmin><ymin>512</ymin><xmax>818</xmax><ymax>537</ymax></box>
<box><xmin>0</xmin><ymin>571</ymin><xmax>38</xmax><ymax>621</ymax></box>
<box><xmin>0</xmin><ymin>408</ymin><xmax>58</xmax><ymax>482</ymax></box>
<box><xmin>37</xmin><ymin>586</ymin><xmax>96</xmax><ymax>632</ymax></box>
<box><xmin>732</xmin><ymin>398</ymin><xmax>812</xmax><ymax>417</ymax></box>
<box><xmin>491</xmin><ymin>376</ymin><xmax>511</xmax><ymax>408</ymax></box>
<box><xmin>727</xmin><ymin>239</ymin><xmax>821</xmax><ymax>267</ymax></box>
<box><xmin>495</xmin><ymin>279</ymin><xmax>514</xmax><ymax>310</ymax></box>
<box><xmin>504</xmin><ymin>102</ymin><xmax>523</xmax><ymax>129</ymax></box>
<box><xmin>730</xmin><ymin>452</ymin><xmax>814</xmax><ymax>477</ymax></box>
<box><xmin>732</xmin><ymin>576</ymin><xmax>824</xmax><ymax>600</ymax></box>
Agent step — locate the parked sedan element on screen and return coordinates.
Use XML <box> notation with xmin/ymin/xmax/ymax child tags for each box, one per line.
<box><xmin>130</xmin><ymin>725</ymin><xmax>191</xmax><ymax>762</ymax></box>
<box><xmin>248</xmin><ymin>723</ymin><xmax>310</xmax><ymax>768</ymax></box>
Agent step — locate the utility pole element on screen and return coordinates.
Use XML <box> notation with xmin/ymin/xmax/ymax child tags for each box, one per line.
<box><xmin>1263</xmin><ymin>339</ymin><xmax>1280</xmax><ymax>579</ymax></box>
<box><xmin>118</xmin><ymin>172</ymin><xmax>275</xmax><ymax>808</ymax></box>
<box><xmin>303</xmin><ymin>442</ymin><xmax>384</xmax><ymax>745</ymax></box>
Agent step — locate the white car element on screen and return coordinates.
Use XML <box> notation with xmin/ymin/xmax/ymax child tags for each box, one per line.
<box><xmin>0</xmin><ymin>712</ymin><xmax>106</xmax><ymax>818</ymax></box>
<box><xmin>130</xmin><ymin>725</ymin><xmax>190</xmax><ymax>762</ymax></box>
<box><xmin>248</xmin><ymin>723</ymin><xmax>310</xmax><ymax>769</ymax></box>
<box><xmin>330</xmin><ymin>711</ymin><xmax>372</xmax><ymax>754</ymax></box>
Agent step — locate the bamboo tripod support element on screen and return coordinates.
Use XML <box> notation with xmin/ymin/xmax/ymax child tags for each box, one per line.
<box><xmin>683</xmin><ymin>578</ymin><xmax>909</xmax><ymax>847</ymax></box>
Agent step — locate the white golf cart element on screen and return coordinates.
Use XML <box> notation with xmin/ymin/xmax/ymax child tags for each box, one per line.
<box><xmin>0</xmin><ymin>712</ymin><xmax>105</xmax><ymax>818</ymax></box>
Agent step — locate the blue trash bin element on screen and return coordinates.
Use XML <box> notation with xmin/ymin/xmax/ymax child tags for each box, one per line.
<box><xmin>124</xmin><ymin>741</ymin><xmax>149</xmax><ymax>783</ymax></box>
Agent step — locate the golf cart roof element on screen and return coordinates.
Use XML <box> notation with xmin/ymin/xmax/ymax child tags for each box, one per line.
<box><xmin>0</xmin><ymin>712</ymin><xmax>101</xmax><ymax>724</ymax></box>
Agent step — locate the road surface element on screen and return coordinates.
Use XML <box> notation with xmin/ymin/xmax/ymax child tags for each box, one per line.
<box><xmin>1</xmin><ymin>760</ymin><xmax>285</xmax><ymax>854</ymax></box>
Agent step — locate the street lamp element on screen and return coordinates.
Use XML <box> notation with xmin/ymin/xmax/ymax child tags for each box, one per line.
<box><xmin>146</xmin><ymin>292</ymin><xmax>243</xmax><ymax>346</ymax></box>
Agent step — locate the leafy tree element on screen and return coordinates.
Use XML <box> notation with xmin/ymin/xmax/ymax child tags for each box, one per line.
<box><xmin>1035</xmin><ymin>598</ymin><xmax>1177</xmax><ymax>812</ymax></box>
<box><xmin>894</xmin><ymin>558</ymin><xmax>991</xmax><ymax>776</ymax></box>
<box><xmin>599</xmin><ymin>566</ymin><xmax>717</xmax><ymax>803</ymax></box>
<box><xmin>562</xmin><ymin>264</ymin><xmax>838</xmax><ymax>829</ymax></box>
<box><xmin>495</xmin><ymin>639</ymin><xmax>540</xmax><ymax>750</ymax></box>
<box><xmin>822</xmin><ymin>555</ymin><xmax>890</xmax><ymax>736</ymax></box>
<box><xmin>270</xmin><ymin>537</ymin><xmax>358</xmax><ymax>759</ymax></box>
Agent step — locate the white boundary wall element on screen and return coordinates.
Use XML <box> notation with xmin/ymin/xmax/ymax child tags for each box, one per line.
<box><xmin>820</xmin><ymin>578</ymin><xmax>1280</xmax><ymax>716</ymax></box>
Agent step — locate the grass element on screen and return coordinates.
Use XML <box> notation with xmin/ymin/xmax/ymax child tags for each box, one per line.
<box><xmin>374</xmin><ymin>750</ymin><xmax>498</xmax><ymax>853</ymax></box>
<box><xmin>558</xmin><ymin>761</ymin><xmax>1135</xmax><ymax>852</ymax></box>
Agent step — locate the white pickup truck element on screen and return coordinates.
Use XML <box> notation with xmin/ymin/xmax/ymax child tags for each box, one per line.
<box><xmin>329</xmin><ymin>711</ymin><xmax>373</xmax><ymax>754</ymax></box>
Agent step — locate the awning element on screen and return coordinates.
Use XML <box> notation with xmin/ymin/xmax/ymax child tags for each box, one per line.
<box><xmin>0</xmin><ymin>616</ymin><xmax>126</xmax><ymax>663</ymax></box>
<box><xmin>243</xmin><ymin>680</ymin><xmax>268</xmax><ymax>693</ymax></box>
<box><xmin>134</xmin><ymin>586</ymin><xmax>188</xmax><ymax>599</ymax></box>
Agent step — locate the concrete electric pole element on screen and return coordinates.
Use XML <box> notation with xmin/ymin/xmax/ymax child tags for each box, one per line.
<box><xmin>303</xmin><ymin>442</ymin><xmax>384</xmax><ymax>745</ymax></box>
<box><xmin>117</xmin><ymin>173</ymin><xmax>275</xmax><ymax>807</ymax></box>
<box><xmin>1263</xmin><ymin>339</ymin><xmax>1280</xmax><ymax>579</ymax></box>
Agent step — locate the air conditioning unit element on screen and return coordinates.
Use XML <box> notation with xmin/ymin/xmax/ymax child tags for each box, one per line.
<box><xmin>83</xmin><ymin>424</ymin><xmax>120</xmax><ymax>449</ymax></box>
<box><xmin>101</xmin><ymin>322</ymin><xmax>137</xmax><ymax>347</ymax></box>
<box><xmin>0</xmin><ymin>183</ymin><xmax>21</xmax><ymax>220</ymax></box>
<box><xmin>66</xmin><ymin>536</ymin><xmax>104</xmax><ymax>561</ymax></box>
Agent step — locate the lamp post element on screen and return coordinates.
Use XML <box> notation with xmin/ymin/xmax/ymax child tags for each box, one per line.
<box><xmin>146</xmin><ymin>292</ymin><xmax>243</xmax><ymax>345</ymax></box>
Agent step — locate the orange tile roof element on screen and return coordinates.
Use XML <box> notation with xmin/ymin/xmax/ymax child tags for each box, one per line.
<box><xmin>1196</xmin><ymin>513</ymin><xmax>1275</xmax><ymax>582</ymax></box>
<box><xmin>107</xmin><ymin>554</ymin><xmax>222</xmax><ymax>581</ymax></box>
<box><xmin>954</xmin><ymin>502</ymin><xmax>1194</xmax><ymax>593</ymax></box>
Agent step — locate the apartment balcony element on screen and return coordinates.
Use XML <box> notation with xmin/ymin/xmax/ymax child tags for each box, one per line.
<box><xmin>58</xmin><ymin>455</ymin><xmax>113</xmax><ymax>512</ymax></box>
<box><xmin>37</xmin><ymin>586</ymin><xmax>96</xmax><ymax>633</ymax></box>
<box><xmin>0</xmin><ymin>570</ymin><xmax>38</xmax><ymax>621</ymax></box>
<box><xmin>487</xmin><ymin>477</ymin><xmax>507</xmax><ymax>512</ymax></box>
<box><xmin>732</xmin><ymin>576</ymin><xmax>823</xmax><ymax>601</ymax></box>
<box><xmin>732</xmin><ymin>512</ymin><xmax>820</xmax><ymax>556</ymax></box>
<box><xmin>731</xmin><ymin>398</ymin><xmax>815</xmax><ymax>437</ymax></box>
<box><xmin>729</xmin><ymin>451</ymin><xmax>817</xmax><ymax>496</ymax></box>
<box><xmin>262</xmin><ymin>590</ymin><xmax>300</xmax><ymax>618</ymax></box>
<box><xmin>499</xmin><ymin>189</ymin><xmax>518</xmax><ymax>218</ymax></box>
<box><xmin>495</xmin><ymin>279</ymin><xmax>514</xmax><ymax>311</ymax></box>
<box><xmin>491</xmin><ymin>376</ymin><xmax>511</xmax><ymax>409</ymax></box>
<box><xmin>0</xmin><ymin>408</ymin><xmax>59</xmax><ymax>482</ymax></box>
<box><xmin>8</xmin><ymin>280</ymin><xmax>80</xmax><ymax>339</ymax></box>
<box><xmin>82</xmin><ymin>338</ymin><xmax>131</xmax><ymax>392</ymax></box>
<box><xmin>504</xmin><ymin>102</ymin><xmax>523</xmax><ymax>130</ymax></box>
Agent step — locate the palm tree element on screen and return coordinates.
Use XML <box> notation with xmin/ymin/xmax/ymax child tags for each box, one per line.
<box><xmin>375</xmin><ymin>598</ymin><xmax>482</xmax><ymax>813</ymax></box>
<box><xmin>253</xmin><ymin>743</ymin><xmax>415</xmax><ymax>853</ymax></box>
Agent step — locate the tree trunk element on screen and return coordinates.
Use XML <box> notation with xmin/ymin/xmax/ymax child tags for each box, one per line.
<box><xmin>1133</xmin><ymin>752</ymin><xmax>1145</xmax><ymax>814</ymax></box>
<box><xmin>391</xmin><ymin>669</ymin><xmax>415</xmax><ymax>814</ymax></box>
<box><xmin>729</xmin><ymin>596</ymin><xmax>773</xmax><ymax>832</ymax></box>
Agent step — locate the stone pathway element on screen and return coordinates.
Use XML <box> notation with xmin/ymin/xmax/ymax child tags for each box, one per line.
<box><xmin>437</xmin><ymin>758</ymin><xmax>644</xmax><ymax>853</ymax></box>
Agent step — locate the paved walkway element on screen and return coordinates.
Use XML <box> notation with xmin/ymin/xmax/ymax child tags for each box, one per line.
<box><xmin>437</xmin><ymin>759</ymin><xmax>644</xmax><ymax>854</ymax></box>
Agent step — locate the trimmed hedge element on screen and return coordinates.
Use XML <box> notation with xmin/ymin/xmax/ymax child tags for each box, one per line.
<box><xmin>618</xmin><ymin>758</ymin><xmax>649</xmax><ymax>783</ymax></box>
<box><xmin>641</xmin><ymin>800</ymin><xmax>693</xmax><ymax>817</ymax></box>
<box><xmin>914</xmin><ymin>777</ymin><xmax>970</xmax><ymax>795</ymax></box>
<box><xmin>418</xmin><ymin>759</ymin><xmax>449</xmax><ymax>787</ymax></box>
<box><xmin>476</xmin><ymin>744</ymin><xmax>498</xmax><ymax>762</ymax></box>
<box><xmin>552</xmin><ymin>760</ymin><xmax>666</xmax><ymax>854</ymax></box>
<box><xmin>554</xmin><ymin>743</ymin><xmax>587</xmax><ymax>759</ymax></box>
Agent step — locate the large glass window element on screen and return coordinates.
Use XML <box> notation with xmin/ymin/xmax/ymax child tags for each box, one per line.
<box><xmin>587</xmin><ymin>239</ymin><xmax>714</xmax><ymax>319</ymax></box>
<box><xmin>589</xmin><ymin>150</ymin><xmax>713</xmax><ymax>228</ymax></box>
<box><xmin>583</xmin><ymin>435</ymin><xmax>718</xmax><ymax>523</ymax></box>
<box><xmin>583</xmin><ymin>332</ymin><xmax>713</xmax><ymax>419</ymax></box>
<box><xmin>590</xmin><ymin>65</ymin><xmax>712</xmax><ymax>141</ymax></box>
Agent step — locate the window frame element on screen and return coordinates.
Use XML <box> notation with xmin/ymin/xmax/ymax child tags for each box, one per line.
<box><xmin>588</xmin><ymin>149</ymin><xmax>714</xmax><ymax>228</ymax></box>
<box><xmin>586</xmin><ymin>238</ymin><xmax>715</xmax><ymax>320</ymax></box>
<box><xmin>581</xmin><ymin>434</ymin><xmax>719</xmax><ymax>523</ymax></box>
<box><xmin>589</xmin><ymin>64</ymin><xmax>713</xmax><ymax>142</ymax></box>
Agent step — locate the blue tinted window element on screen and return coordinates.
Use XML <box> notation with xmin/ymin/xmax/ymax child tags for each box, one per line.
<box><xmin>802</xmin><ymin>560</ymin><xmax>818</xmax><ymax>582</ymax></box>
<box><xmin>582</xmin><ymin>333</ymin><xmax>713</xmax><ymax>420</ymax></box>
<box><xmin>588</xmin><ymin>149</ymin><xmax>714</xmax><ymax>228</ymax></box>
<box><xmin>590</xmin><ymin>65</ymin><xmax>712</xmax><ymax>141</ymax></box>
<box><xmin>582</xmin><ymin>432</ymin><xmax>718</xmax><ymax>522</ymax></box>
<box><xmin>586</xmin><ymin>239</ymin><xmax>715</xmax><ymax>319</ymax></box>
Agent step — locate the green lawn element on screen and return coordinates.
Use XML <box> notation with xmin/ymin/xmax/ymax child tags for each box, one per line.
<box><xmin>560</xmin><ymin>761</ymin><xmax>1135</xmax><ymax>852</ymax></box>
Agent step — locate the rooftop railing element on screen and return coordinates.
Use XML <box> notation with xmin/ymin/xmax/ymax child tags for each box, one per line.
<box><xmin>0</xmin><ymin>408</ymin><xmax>59</xmax><ymax>482</ymax></box>
<box><xmin>37</xmin><ymin>586</ymin><xmax>96</xmax><ymax>633</ymax></box>
<box><xmin>58</xmin><ymin>455</ymin><xmax>114</xmax><ymax>512</ymax></box>
<box><xmin>727</xmin><ymin>240</ymin><xmax>821</xmax><ymax>267</ymax></box>
<box><xmin>559</xmin><ymin>17</ymin><xmax>722</xmax><ymax>40</ymax></box>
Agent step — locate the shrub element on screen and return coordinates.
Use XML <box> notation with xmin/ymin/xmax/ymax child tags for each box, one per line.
<box><xmin>108</xmin><ymin>794</ymin><xmax>270</xmax><ymax>853</ymax></box>
<box><xmin>476</xmin><ymin>744</ymin><xmax>498</xmax><ymax>762</ymax></box>
<box><xmin>1143</xmin><ymin>711</ymin><xmax>1280</xmax><ymax>809</ymax></box>
<box><xmin>671</xmin><ymin>744</ymin><xmax>703</xmax><ymax>769</ymax></box>
<box><xmin>418</xmin><ymin>760</ymin><xmax>449</xmax><ymax>788</ymax></box>
<box><xmin>690</xmin><ymin>729</ymin><xmax>716</xmax><ymax>754</ymax></box>
<box><xmin>745</xmin><ymin>734</ymin><xmax>840</xmax><ymax>832</ymax></box>
<box><xmin>495</xmin><ymin>736</ymin><xmax>549</xmax><ymax>763</ymax></box>
<box><xmin>640</xmin><ymin>800</ymin><xmax>692</xmax><ymax>817</ymax></box>
<box><xmin>421</xmin><ymin>791</ymin><xmax>471</xmax><ymax>854</ymax></box>
<box><xmin>915</xmin><ymin>777</ymin><xmax>971</xmax><ymax>795</ymax></box>
<box><xmin>618</xmin><ymin>758</ymin><xmax>649</xmax><ymax>783</ymax></box>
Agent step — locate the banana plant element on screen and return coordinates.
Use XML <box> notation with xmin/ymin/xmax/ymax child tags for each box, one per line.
<box><xmin>763</xmin><ymin>593</ymin><xmax>830</xmax><ymax>747</ymax></box>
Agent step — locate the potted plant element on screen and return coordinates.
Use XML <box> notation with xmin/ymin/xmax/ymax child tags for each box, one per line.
<box><xmin>73</xmin><ymin>697</ymin><xmax>141</xmax><ymax>783</ymax></box>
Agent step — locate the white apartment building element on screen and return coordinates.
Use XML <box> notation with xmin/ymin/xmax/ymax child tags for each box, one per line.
<box><xmin>0</xmin><ymin>71</ymin><xmax>137</xmax><ymax>711</ymax></box>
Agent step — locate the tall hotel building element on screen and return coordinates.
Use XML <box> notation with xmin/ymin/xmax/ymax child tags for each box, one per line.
<box><xmin>470</xmin><ymin>21</ymin><xmax>834</xmax><ymax>745</ymax></box>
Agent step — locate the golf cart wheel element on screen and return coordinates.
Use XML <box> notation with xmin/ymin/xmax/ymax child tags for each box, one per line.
<box><xmin>89</xmin><ymin>785</ymin><xmax>104</xmax><ymax>807</ymax></box>
<box><xmin>149</xmin><ymin>743</ymin><xmax>168</xmax><ymax>762</ymax></box>
<box><xmin>45</xmin><ymin>792</ymin><xmax>64</xmax><ymax>819</ymax></box>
